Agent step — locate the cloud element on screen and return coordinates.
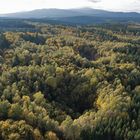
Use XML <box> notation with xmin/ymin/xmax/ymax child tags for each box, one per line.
<box><xmin>88</xmin><ymin>0</ymin><xmax>101</xmax><ymax>3</ymax></box>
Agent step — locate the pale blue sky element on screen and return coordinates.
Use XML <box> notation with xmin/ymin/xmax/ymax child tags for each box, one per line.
<box><xmin>0</xmin><ymin>0</ymin><xmax>140</xmax><ymax>14</ymax></box>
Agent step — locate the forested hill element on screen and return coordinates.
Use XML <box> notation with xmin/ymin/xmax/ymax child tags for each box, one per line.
<box><xmin>0</xmin><ymin>20</ymin><xmax>140</xmax><ymax>139</ymax></box>
<box><xmin>1</xmin><ymin>8</ymin><xmax>140</xmax><ymax>24</ymax></box>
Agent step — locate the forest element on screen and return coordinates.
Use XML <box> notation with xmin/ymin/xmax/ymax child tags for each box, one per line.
<box><xmin>0</xmin><ymin>19</ymin><xmax>140</xmax><ymax>140</ymax></box>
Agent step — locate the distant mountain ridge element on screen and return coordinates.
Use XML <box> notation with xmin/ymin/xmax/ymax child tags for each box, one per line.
<box><xmin>0</xmin><ymin>8</ymin><xmax>140</xmax><ymax>24</ymax></box>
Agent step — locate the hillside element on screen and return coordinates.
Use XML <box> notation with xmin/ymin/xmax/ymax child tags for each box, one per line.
<box><xmin>1</xmin><ymin>8</ymin><xmax>140</xmax><ymax>24</ymax></box>
<box><xmin>0</xmin><ymin>20</ymin><xmax>140</xmax><ymax>139</ymax></box>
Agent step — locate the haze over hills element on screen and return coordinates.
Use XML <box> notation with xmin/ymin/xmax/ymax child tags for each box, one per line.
<box><xmin>0</xmin><ymin>8</ymin><xmax>140</xmax><ymax>24</ymax></box>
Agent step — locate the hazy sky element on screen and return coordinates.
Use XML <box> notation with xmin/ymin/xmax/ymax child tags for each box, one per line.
<box><xmin>0</xmin><ymin>0</ymin><xmax>140</xmax><ymax>14</ymax></box>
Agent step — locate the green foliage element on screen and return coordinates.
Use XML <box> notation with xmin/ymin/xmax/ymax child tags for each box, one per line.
<box><xmin>0</xmin><ymin>21</ymin><xmax>139</xmax><ymax>140</ymax></box>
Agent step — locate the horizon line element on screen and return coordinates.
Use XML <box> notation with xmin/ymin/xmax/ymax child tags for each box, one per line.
<box><xmin>1</xmin><ymin>7</ymin><xmax>140</xmax><ymax>15</ymax></box>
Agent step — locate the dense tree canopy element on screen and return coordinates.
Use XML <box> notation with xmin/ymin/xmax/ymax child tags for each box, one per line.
<box><xmin>0</xmin><ymin>20</ymin><xmax>140</xmax><ymax>140</ymax></box>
